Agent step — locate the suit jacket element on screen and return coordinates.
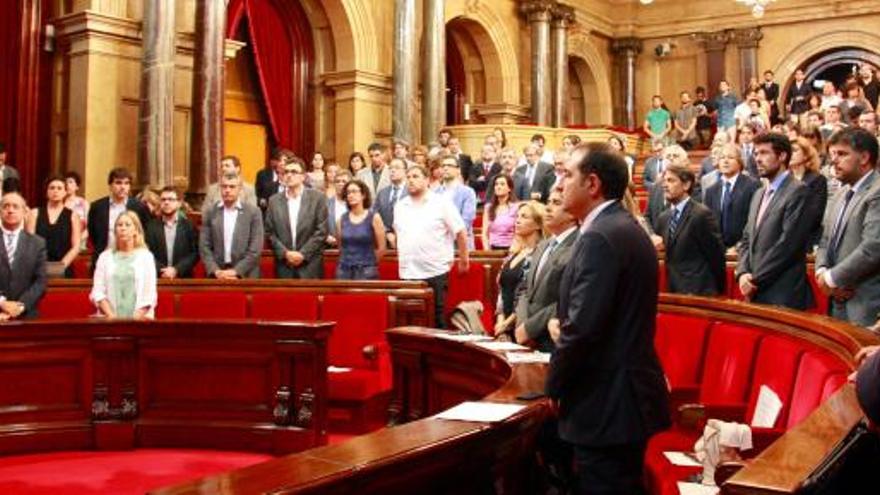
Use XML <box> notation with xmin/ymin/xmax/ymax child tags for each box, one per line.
<box><xmin>513</xmin><ymin>161</ymin><xmax>554</xmax><ymax>202</ymax></box>
<box><xmin>356</xmin><ymin>166</ymin><xmax>391</xmax><ymax>197</ymax></box>
<box><xmin>255</xmin><ymin>168</ymin><xmax>281</xmax><ymax>209</ymax></box>
<box><xmin>815</xmin><ymin>173</ymin><xmax>880</xmax><ymax>327</ymax></box>
<box><xmin>657</xmin><ymin>200</ymin><xmax>726</xmax><ymax>296</ymax></box>
<box><xmin>0</xmin><ymin>230</ymin><xmax>47</xmax><ymax>318</ymax></box>
<box><xmin>0</xmin><ymin>165</ymin><xmax>20</xmax><ymax>193</ymax></box>
<box><xmin>457</xmin><ymin>153</ymin><xmax>475</xmax><ymax>181</ymax></box>
<box><xmin>644</xmin><ymin>183</ymin><xmax>669</xmax><ymax>234</ymax></box>
<box><xmin>739</xmin><ymin>143</ymin><xmax>759</xmax><ymax>178</ymax></box>
<box><xmin>786</xmin><ymin>81</ymin><xmax>812</xmax><ymax>115</ymax></box>
<box><xmin>547</xmin><ymin>203</ymin><xmax>670</xmax><ymax>446</ymax></box>
<box><xmin>145</xmin><ymin>216</ymin><xmax>199</xmax><ymax>278</ymax></box>
<box><xmin>802</xmin><ymin>170</ymin><xmax>828</xmax><ymax>250</ymax></box>
<box><xmin>643</xmin><ymin>156</ymin><xmax>664</xmax><ymax>189</ymax></box>
<box><xmin>468</xmin><ymin>161</ymin><xmax>502</xmax><ymax>200</ymax></box>
<box><xmin>327</xmin><ymin>197</ymin><xmax>344</xmax><ymax>238</ymax></box>
<box><xmin>199</xmin><ymin>201</ymin><xmax>264</xmax><ymax>278</ymax></box>
<box><xmin>736</xmin><ymin>174</ymin><xmax>814</xmax><ymax>310</ymax></box>
<box><xmin>87</xmin><ymin>196</ymin><xmax>151</xmax><ymax>265</ymax></box>
<box><xmin>514</xmin><ymin>229</ymin><xmax>577</xmax><ymax>353</ymax></box>
<box><xmin>374</xmin><ymin>183</ymin><xmax>408</xmax><ymax>232</ymax></box>
<box><xmin>704</xmin><ymin>174</ymin><xmax>760</xmax><ymax>248</ymax></box>
<box><xmin>265</xmin><ymin>188</ymin><xmax>328</xmax><ymax>279</ymax></box>
<box><xmin>763</xmin><ymin>82</ymin><xmax>780</xmax><ymax>104</ymax></box>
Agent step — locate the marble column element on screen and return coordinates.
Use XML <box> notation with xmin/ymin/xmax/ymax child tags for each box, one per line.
<box><xmin>137</xmin><ymin>0</ymin><xmax>176</xmax><ymax>189</ymax></box>
<box><xmin>731</xmin><ymin>27</ymin><xmax>763</xmax><ymax>93</ymax></box>
<box><xmin>693</xmin><ymin>30</ymin><xmax>730</xmax><ymax>97</ymax></box>
<box><xmin>420</xmin><ymin>0</ymin><xmax>445</xmax><ymax>145</ymax></box>
<box><xmin>521</xmin><ymin>0</ymin><xmax>554</xmax><ymax>126</ymax></box>
<box><xmin>189</xmin><ymin>0</ymin><xmax>226</xmax><ymax>193</ymax></box>
<box><xmin>393</xmin><ymin>0</ymin><xmax>417</xmax><ymax>145</ymax></box>
<box><xmin>611</xmin><ymin>37</ymin><xmax>642</xmax><ymax>129</ymax></box>
<box><xmin>550</xmin><ymin>4</ymin><xmax>574</xmax><ymax>128</ymax></box>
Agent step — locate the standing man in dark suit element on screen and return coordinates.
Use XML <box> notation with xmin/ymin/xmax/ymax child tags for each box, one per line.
<box><xmin>467</xmin><ymin>144</ymin><xmax>502</xmax><ymax>204</ymax></box>
<box><xmin>738</xmin><ymin>124</ymin><xmax>759</xmax><ymax>177</ymax></box>
<box><xmin>656</xmin><ymin>164</ymin><xmax>726</xmax><ymax>295</ymax></box>
<box><xmin>374</xmin><ymin>158</ymin><xmax>408</xmax><ymax>249</ymax></box>
<box><xmin>145</xmin><ymin>186</ymin><xmax>199</xmax><ymax>279</ymax></box>
<box><xmin>642</xmin><ymin>141</ymin><xmax>666</xmax><ymax>189</ymax></box>
<box><xmin>255</xmin><ymin>148</ymin><xmax>291</xmax><ymax>211</ymax></box>
<box><xmin>199</xmin><ymin>174</ymin><xmax>264</xmax><ymax>279</ymax></box>
<box><xmin>0</xmin><ymin>192</ymin><xmax>47</xmax><ymax>320</ymax></box>
<box><xmin>548</xmin><ymin>143</ymin><xmax>670</xmax><ymax>494</ymax></box>
<box><xmin>704</xmin><ymin>143</ymin><xmax>760</xmax><ymax>250</ymax></box>
<box><xmin>265</xmin><ymin>158</ymin><xmax>328</xmax><ymax>279</ymax></box>
<box><xmin>762</xmin><ymin>70</ymin><xmax>780</xmax><ymax>125</ymax></box>
<box><xmin>447</xmin><ymin>136</ymin><xmax>474</xmax><ymax>180</ymax></box>
<box><xmin>513</xmin><ymin>188</ymin><xmax>577</xmax><ymax>353</ymax></box>
<box><xmin>87</xmin><ymin>167</ymin><xmax>151</xmax><ymax>270</ymax></box>
<box><xmin>815</xmin><ymin>128</ymin><xmax>880</xmax><ymax>327</ymax></box>
<box><xmin>514</xmin><ymin>143</ymin><xmax>555</xmax><ymax>203</ymax></box>
<box><xmin>736</xmin><ymin>133</ymin><xmax>814</xmax><ymax>310</ymax></box>
<box><xmin>786</xmin><ymin>69</ymin><xmax>812</xmax><ymax>122</ymax></box>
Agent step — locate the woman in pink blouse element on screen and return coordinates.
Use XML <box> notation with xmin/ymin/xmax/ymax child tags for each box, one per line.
<box><xmin>481</xmin><ymin>175</ymin><xmax>518</xmax><ymax>251</ymax></box>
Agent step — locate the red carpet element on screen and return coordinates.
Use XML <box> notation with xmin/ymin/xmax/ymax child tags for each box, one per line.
<box><xmin>0</xmin><ymin>449</ymin><xmax>272</xmax><ymax>494</ymax></box>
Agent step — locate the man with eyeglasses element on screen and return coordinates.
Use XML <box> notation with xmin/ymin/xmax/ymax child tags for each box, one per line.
<box><xmin>374</xmin><ymin>158</ymin><xmax>408</xmax><ymax>249</ymax></box>
<box><xmin>265</xmin><ymin>157</ymin><xmax>329</xmax><ymax>279</ymax></box>
<box><xmin>145</xmin><ymin>186</ymin><xmax>199</xmax><ymax>279</ymax></box>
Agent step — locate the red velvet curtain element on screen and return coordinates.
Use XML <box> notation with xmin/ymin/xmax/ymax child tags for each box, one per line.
<box><xmin>0</xmin><ymin>5</ymin><xmax>20</xmax><ymax>154</ymax></box>
<box><xmin>226</xmin><ymin>0</ymin><xmax>313</xmax><ymax>156</ymax></box>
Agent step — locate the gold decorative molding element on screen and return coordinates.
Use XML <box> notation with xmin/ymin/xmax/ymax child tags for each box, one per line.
<box><xmin>551</xmin><ymin>3</ymin><xmax>576</xmax><ymax>27</ymax></box>
<box><xmin>692</xmin><ymin>30</ymin><xmax>730</xmax><ymax>52</ymax></box>
<box><xmin>730</xmin><ymin>27</ymin><xmax>763</xmax><ymax>49</ymax></box>
<box><xmin>611</xmin><ymin>36</ymin><xmax>642</xmax><ymax>55</ymax></box>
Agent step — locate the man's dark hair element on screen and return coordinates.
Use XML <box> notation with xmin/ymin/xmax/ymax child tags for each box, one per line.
<box><xmin>531</xmin><ymin>134</ymin><xmax>545</xmax><ymax>144</ymax></box>
<box><xmin>573</xmin><ymin>142</ymin><xmax>628</xmax><ymax>201</ymax></box>
<box><xmin>695</xmin><ymin>86</ymin><xmax>706</xmax><ymax>95</ymax></box>
<box><xmin>344</xmin><ymin>179</ymin><xmax>373</xmax><ymax>209</ymax></box>
<box><xmin>221</xmin><ymin>155</ymin><xmax>242</xmax><ymax>170</ymax></box>
<box><xmin>160</xmin><ymin>185</ymin><xmax>178</xmax><ymax>197</ymax></box>
<box><xmin>764</xmin><ymin>69</ymin><xmax>774</xmax><ymax>76</ymax></box>
<box><xmin>63</xmin><ymin>170</ymin><xmax>81</xmax><ymax>186</ymax></box>
<box><xmin>44</xmin><ymin>174</ymin><xmax>66</xmax><ymax>190</ymax></box>
<box><xmin>2</xmin><ymin>177</ymin><xmax>21</xmax><ymax>194</ymax></box>
<box><xmin>753</xmin><ymin>132</ymin><xmax>792</xmax><ymax>166</ymax></box>
<box><xmin>408</xmin><ymin>164</ymin><xmax>429</xmax><ymax>178</ymax></box>
<box><xmin>0</xmin><ymin>142</ymin><xmax>5</xmax><ymax>154</ymax></box>
<box><xmin>827</xmin><ymin>127</ymin><xmax>879</xmax><ymax>168</ymax></box>
<box><xmin>367</xmin><ymin>142</ymin><xmax>386</xmax><ymax>153</ymax></box>
<box><xmin>438</xmin><ymin>128</ymin><xmax>453</xmax><ymax>137</ymax></box>
<box><xmin>107</xmin><ymin>167</ymin><xmax>133</xmax><ymax>184</ymax></box>
<box><xmin>441</xmin><ymin>154</ymin><xmax>460</xmax><ymax>168</ymax></box>
<box><xmin>664</xmin><ymin>164</ymin><xmax>695</xmax><ymax>194</ymax></box>
<box><xmin>270</xmin><ymin>147</ymin><xmax>293</xmax><ymax>161</ymax></box>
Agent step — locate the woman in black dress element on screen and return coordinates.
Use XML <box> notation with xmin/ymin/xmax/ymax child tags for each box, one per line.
<box><xmin>790</xmin><ymin>137</ymin><xmax>828</xmax><ymax>252</ymax></box>
<box><xmin>25</xmin><ymin>176</ymin><xmax>82</xmax><ymax>277</ymax></box>
<box><xmin>493</xmin><ymin>201</ymin><xmax>546</xmax><ymax>336</ymax></box>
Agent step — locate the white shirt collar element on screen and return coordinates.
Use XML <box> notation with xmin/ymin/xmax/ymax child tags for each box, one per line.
<box><xmin>220</xmin><ymin>200</ymin><xmax>243</xmax><ymax>211</ymax></box>
<box><xmin>579</xmin><ymin>199</ymin><xmax>617</xmax><ymax>234</ymax></box>
<box><xmin>1</xmin><ymin>224</ymin><xmax>23</xmax><ymax>237</ymax></box>
<box><xmin>553</xmin><ymin>226</ymin><xmax>578</xmax><ymax>244</ymax></box>
<box><xmin>724</xmin><ymin>173</ymin><xmax>740</xmax><ymax>188</ymax></box>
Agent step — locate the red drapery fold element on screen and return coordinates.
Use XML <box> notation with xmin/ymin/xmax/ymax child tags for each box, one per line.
<box><xmin>226</xmin><ymin>0</ymin><xmax>312</xmax><ymax>156</ymax></box>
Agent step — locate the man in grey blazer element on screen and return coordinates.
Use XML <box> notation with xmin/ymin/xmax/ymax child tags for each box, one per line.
<box><xmin>199</xmin><ymin>174</ymin><xmax>264</xmax><ymax>279</ymax></box>
<box><xmin>356</xmin><ymin>142</ymin><xmax>391</xmax><ymax>196</ymax></box>
<box><xmin>265</xmin><ymin>158</ymin><xmax>328</xmax><ymax>279</ymax></box>
<box><xmin>815</xmin><ymin>128</ymin><xmax>880</xmax><ymax>327</ymax></box>
<box><xmin>0</xmin><ymin>192</ymin><xmax>47</xmax><ymax>319</ymax></box>
<box><xmin>514</xmin><ymin>188</ymin><xmax>577</xmax><ymax>352</ymax></box>
<box><xmin>373</xmin><ymin>158</ymin><xmax>408</xmax><ymax>249</ymax></box>
<box><xmin>737</xmin><ymin>133</ymin><xmax>814</xmax><ymax>310</ymax></box>
<box><xmin>513</xmin><ymin>143</ymin><xmax>555</xmax><ymax>203</ymax></box>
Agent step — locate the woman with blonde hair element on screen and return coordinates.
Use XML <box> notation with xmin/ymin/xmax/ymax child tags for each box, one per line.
<box><xmin>90</xmin><ymin>211</ymin><xmax>157</xmax><ymax>319</ymax></box>
<box><xmin>790</xmin><ymin>136</ymin><xmax>828</xmax><ymax>250</ymax></box>
<box><xmin>494</xmin><ymin>201</ymin><xmax>545</xmax><ymax>336</ymax></box>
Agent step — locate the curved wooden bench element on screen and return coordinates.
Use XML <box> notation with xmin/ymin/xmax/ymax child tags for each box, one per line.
<box><xmin>0</xmin><ymin>319</ymin><xmax>331</xmax><ymax>456</ymax></box>
<box><xmin>152</xmin><ymin>295</ymin><xmax>879</xmax><ymax>495</ymax></box>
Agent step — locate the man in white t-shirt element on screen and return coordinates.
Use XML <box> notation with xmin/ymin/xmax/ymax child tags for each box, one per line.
<box><xmin>394</xmin><ymin>165</ymin><xmax>469</xmax><ymax>328</ymax></box>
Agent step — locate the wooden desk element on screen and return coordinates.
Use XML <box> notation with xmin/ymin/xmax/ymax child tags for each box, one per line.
<box><xmin>0</xmin><ymin>319</ymin><xmax>332</xmax><ymax>456</ymax></box>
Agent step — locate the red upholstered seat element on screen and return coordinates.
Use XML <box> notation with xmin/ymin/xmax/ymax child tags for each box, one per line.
<box><xmin>807</xmin><ymin>268</ymin><xmax>829</xmax><ymax>315</ymax></box>
<box><xmin>70</xmin><ymin>257</ymin><xmax>91</xmax><ymax>279</ymax></box>
<box><xmin>260</xmin><ymin>257</ymin><xmax>275</xmax><ymax>279</ymax></box>
<box><xmin>328</xmin><ymin>369</ymin><xmax>385</xmax><ymax>401</ymax></box>
<box><xmin>155</xmin><ymin>291</ymin><xmax>176</xmax><ymax>319</ymax></box>
<box><xmin>322</xmin><ymin>294</ymin><xmax>391</xmax><ymax>390</ymax></box>
<box><xmin>446</xmin><ymin>263</ymin><xmax>491</xmax><ymax>331</ymax></box>
<box><xmin>178</xmin><ymin>292</ymin><xmax>247</xmax><ymax>319</ymax></box>
<box><xmin>323</xmin><ymin>259</ymin><xmax>337</xmax><ymax>279</ymax></box>
<box><xmin>38</xmin><ymin>292</ymin><xmax>94</xmax><ymax>319</ymax></box>
<box><xmin>697</xmin><ymin>322</ymin><xmax>762</xmax><ymax>407</ymax></box>
<box><xmin>378</xmin><ymin>260</ymin><xmax>398</xmax><ymax>280</ymax></box>
<box><xmin>743</xmin><ymin>335</ymin><xmax>805</xmax><ymax>429</ymax></box>
<box><xmin>192</xmin><ymin>261</ymin><xmax>206</xmax><ymax>278</ymax></box>
<box><xmin>786</xmin><ymin>351</ymin><xmax>848</xmax><ymax>429</ymax></box>
<box><xmin>251</xmin><ymin>292</ymin><xmax>319</xmax><ymax>320</ymax></box>
<box><xmin>654</xmin><ymin>314</ymin><xmax>711</xmax><ymax>390</ymax></box>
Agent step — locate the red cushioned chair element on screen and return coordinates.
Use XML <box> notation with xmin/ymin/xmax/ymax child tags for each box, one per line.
<box><xmin>786</xmin><ymin>350</ymin><xmax>849</xmax><ymax>429</ymax></box>
<box><xmin>322</xmin><ymin>293</ymin><xmax>391</xmax><ymax>433</ymax></box>
<box><xmin>378</xmin><ymin>260</ymin><xmax>398</xmax><ymax>281</ymax></box>
<box><xmin>654</xmin><ymin>314</ymin><xmax>712</xmax><ymax>399</ymax></box>
<box><xmin>260</xmin><ymin>256</ymin><xmax>275</xmax><ymax>279</ymax></box>
<box><xmin>323</xmin><ymin>259</ymin><xmax>337</xmax><ymax>279</ymax></box>
<box><xmin>192</xmin><ymin>261</ymin><xmax>206</xmax><ymax>278</ymax></box>
<box><xmin>155</xmin><ymin>291</ymin><xmax>176</xmax><ymax>319</ymax></box>
<box><xmin>807</xmin><ymin>267</ymin><xmax>829</xmax><ymax>316</ymax></box>
<box><xmin>250</xmin><ymin>292</ymin><xmax>319</xmax><ymax>321</ymax></box>
<box><xmin>37</xmin><ymin>291</ymin><xmax>95</xmax><ymax>319</ymax></box>
<box><xmin>178</xmin><ymin>292</ymin><xmax>248</xmax><ymax>319</ymax></box>
<box><xmin>445</xmin><ymin>263</ymin><xmax>492</xmax><ymax>332</ymax></box>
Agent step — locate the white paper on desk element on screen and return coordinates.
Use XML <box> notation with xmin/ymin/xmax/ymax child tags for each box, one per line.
<box><xmin>676</xmin><ymin>482</ymin><xmax>719</xmax><ymax>495</ymax></box>
<box><xmin>751</xmin><ymin>385</ymin><xmax>783</xmax><ymax>428</ymax></box>
<box><xmin>473</xmin><ymin>341</ymin><xmax>530</xmax><ymax>352</ymax></box>
<box><xmin>663</xmin><ymin>451</ymin><xmax>702</xmax><ymax>467</ymax></box>
<box><xmin>435</xmin><ymin>333</ymin><xmax>493</xmax><ymax>343</ymax></box>
<box><xmin>434</xmin><ymin>401</ymin><xmax>525</xmax><ymax>422</ymax></box>
<box><xmin>327</xmin><ymin>366</ymin><xmax>352</xmax><ymax>373</ymax></box>
<box><xmin>505</xmin><ymin>352</ymin><xmax>551</xmax><ymax>364</ymax></box>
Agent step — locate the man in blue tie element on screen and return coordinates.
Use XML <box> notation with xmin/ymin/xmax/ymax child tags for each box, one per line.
<box><xmin>704</xmin><ymin>143</ymin><xmax>759</xmax><ymax>250</ymax></box>
<box><xmin>374</xmin><ymin>158</ymin><xmax>409</xmax><ymax>249</ymax></box>
<box><xmin>514</xmin><ymin>144</ymin><xmax>554</xmax><ymax>203</ymax></box>
<box><xmin>0</xmin><ymin>192</ymin><xmax>47</xmax><ymax>320</ymax></box>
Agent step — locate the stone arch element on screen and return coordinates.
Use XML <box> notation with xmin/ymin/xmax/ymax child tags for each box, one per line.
<box><xmin>770</xmin><ymin>29</ymin><xmax>880</xmax><ymax>99</ymax></box>
<box><xmin>567</xmin><ymin>29</ymin><xmax>613</xmax><ymax>124</ymax></box>
<box><xmin>314</xmin><ymin>0</ymin><xmax>366</xmax><ymax>72</ymax></box>
<box><xmin>446</xmin><ymin>0</ymin><xmax>520</xmax><ymax>104</ymax></box>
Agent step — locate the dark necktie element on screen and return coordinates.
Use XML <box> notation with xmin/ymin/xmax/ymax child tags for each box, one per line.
<box><xmin>4</xmin><ymin>232</ymin><xmax>15</xmax><ymax>266</ymax></box>
<box><xmin>720</xmin><ymin>181</ymin><xmax>732</xmax><ymax>233</ymax></box>
<box><xmin>390</xmin><ymin>186</ymin><xmax>399</xmax><ymax>206</ymax></box>
<box><xmin>668</xmin><ymin>208</ymin><xmax>681</xmax><ymax>238</ymax></box>
<box><xmin>828</xmin><ymin>189</ymin><xmax>856</xmax><ymax>263</ymax></box>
